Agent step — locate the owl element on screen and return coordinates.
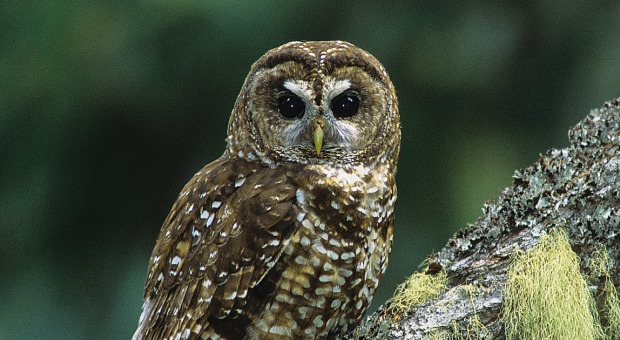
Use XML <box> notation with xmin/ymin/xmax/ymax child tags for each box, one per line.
<box><xmin>133</xmin><ymin>41</ymin><xmax>400</xmax><ymax>340</ymax></box>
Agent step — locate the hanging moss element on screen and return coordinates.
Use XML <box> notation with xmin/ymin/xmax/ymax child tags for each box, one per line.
<box><xmin>589</xmin><ymin>244</ymin><xmax>620</xmax><ymax>339</ymax></box>
<box><xmin>502</xmin><ymin>228</ymin><xmax>604</xmax><ymax>340</ymax></box>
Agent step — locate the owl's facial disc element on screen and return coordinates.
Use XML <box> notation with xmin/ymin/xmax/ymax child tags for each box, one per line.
<box><xmin>246</xmin><ymin>60</ymin><xmax>389</xmax><ymax>164</ymax></box>
<box><xmin>277</xmin><ymin>78</ymin><xmax>364</xmax><ymax>156</ymax></box>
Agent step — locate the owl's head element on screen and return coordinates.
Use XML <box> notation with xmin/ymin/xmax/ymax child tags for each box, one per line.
<box><xmin>226</xmin><ymin>41</ymin><xmax>400</xmax><ymax>167</ymax></box>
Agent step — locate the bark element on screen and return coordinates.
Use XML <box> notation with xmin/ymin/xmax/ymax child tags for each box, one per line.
<box><xmin>342</xmin><ymin>98</ymin><xmax>620</xmax><ymax>340</ymax></box>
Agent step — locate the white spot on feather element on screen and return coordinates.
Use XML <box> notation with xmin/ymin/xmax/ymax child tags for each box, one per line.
<box><xmin>206</xmin><ymin>214</ymin><xmax>215</xmax><ymax>227</ymax></box>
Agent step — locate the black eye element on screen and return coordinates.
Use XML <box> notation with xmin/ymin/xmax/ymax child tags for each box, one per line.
<box><xmin>331</xmin><ymin>95</ymin><xmax>360</xmax><ymax>118</ymax></box>
<box><xmin>277</xmin><ymin>95</ymin><xmax>305</xmax><ymax>118</ymax></box>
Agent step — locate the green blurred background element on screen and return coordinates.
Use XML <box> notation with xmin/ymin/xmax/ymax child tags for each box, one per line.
<box><xmin>1</xmin><ymin>1</ymin><xmax>619</xmax><ymax>339</ymax></box>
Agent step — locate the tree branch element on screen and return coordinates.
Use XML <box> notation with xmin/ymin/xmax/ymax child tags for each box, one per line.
<box><xmin>343</xmin><ymin>98</ymin><xmax>620</xmax><ymax>340</ymax></box>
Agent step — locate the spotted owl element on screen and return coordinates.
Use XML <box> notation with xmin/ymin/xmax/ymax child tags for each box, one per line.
<box><xmin>133</xmin><ymin>41</ymin><xmax>400</xmax><ymax>340</ymax></box>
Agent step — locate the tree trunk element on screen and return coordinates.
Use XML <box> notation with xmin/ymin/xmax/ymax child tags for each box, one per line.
<box><xmin>342</xmin><ymin>98</ymin><xmax>620</xmax><ymax>340</ymax></box>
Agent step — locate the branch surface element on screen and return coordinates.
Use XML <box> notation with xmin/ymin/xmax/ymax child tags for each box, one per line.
<box><xmin>343</xmin><ymin>98</ymin><xmax>620</xmax><ymax>340</ymax></box>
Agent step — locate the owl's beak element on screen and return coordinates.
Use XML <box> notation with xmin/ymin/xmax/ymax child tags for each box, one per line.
<box><xmin>313</xmin><ymin>119</ymin><xmax>325</xmax><ymax>155</ymax></box>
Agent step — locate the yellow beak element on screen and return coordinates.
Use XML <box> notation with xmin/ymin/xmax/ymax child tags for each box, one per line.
<box><xmin>313</xmin><ymin>119</ymin><xmax>325</xmax><ymax>156</ymax></box>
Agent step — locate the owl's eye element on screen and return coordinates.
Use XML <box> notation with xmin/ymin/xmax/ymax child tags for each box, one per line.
<box><xmin>331</xmin><ymin>95</ymin><xmax>360</xmax><ymax>118</ymax></box>
<box><xmin>277</xmin><ymin>95</ymin><xmax>305</xmax><ymax>118</ymax></box>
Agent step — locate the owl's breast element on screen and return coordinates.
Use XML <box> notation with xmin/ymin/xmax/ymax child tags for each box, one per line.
<box><xmin>246</xmin><ymin>162</ymin><xmax>396</xmax><ymax>338</ymax></box>
<box><xmin>292</xmin><ymin>162</ymin><xmax>397</xmax><ymax>232</ymax></box>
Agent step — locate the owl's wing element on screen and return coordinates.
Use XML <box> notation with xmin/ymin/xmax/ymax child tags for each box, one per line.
<box><xmin>134</xmin><ymin>157</ymin><xmax>299</xmax><ymax>340</ymax></box>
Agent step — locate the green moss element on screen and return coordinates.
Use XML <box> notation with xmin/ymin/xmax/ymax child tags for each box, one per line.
<box><xmin>441</xmin><ymin>286</ymin><xmax>489</xmax><ymax>340</ymax></box>
<box><xmin>390</xmin><ymin>269</ymin><xmax>447</xmax><ymax>314</ymax></box>
<box><xmin>395</xmin><ymin>275</ymin><xmax>489</xmax><ymax>340</ymax></box>
<box><xmin>502</xmin><ymin>228</ymin><xmax>604</xmax><ymax>340</ymax></box>
<box><xmin>589</xmin><ymin>245</ymin><xmax>620</xmax><ymax>339</ymax></box>
<box><xmin>428</xmin><ymin>332</ymin><xmax>448</xmax><ymax>340</ymax></box>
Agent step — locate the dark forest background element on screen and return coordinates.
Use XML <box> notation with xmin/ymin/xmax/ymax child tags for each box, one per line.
<box><xmin>1</xmin><ymin>1</ymin><xmax>619</xmax><ymax>339</ymax></box>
